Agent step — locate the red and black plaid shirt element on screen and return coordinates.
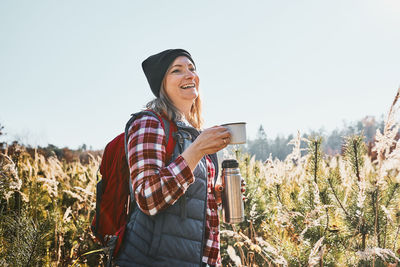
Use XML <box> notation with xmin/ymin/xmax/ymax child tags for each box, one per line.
<box><xmin>127</xmin><ymin>115</ymin><xmax>221</xmax><ymax>266</ymax></box>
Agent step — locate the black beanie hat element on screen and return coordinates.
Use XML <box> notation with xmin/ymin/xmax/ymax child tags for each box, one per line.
<box><xmin>142</xmin><ymin>49</ymin><xmax>195</xmax><ymax>97</ymax></box>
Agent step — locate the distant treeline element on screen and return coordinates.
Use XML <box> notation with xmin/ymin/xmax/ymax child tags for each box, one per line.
<box><xmin>0</xmin><ymin>116</ymin><xmax>387</xmax><ymax>163</ymax></box>
<box><xmin>0</xmin><ymin>126</ymin><xmax>102</xmax><ymax>164</ymax></box>
<box><xmin>244</xmin><ymin>116</ymin><xmax>385</xmax><ymax>161</ymax></box>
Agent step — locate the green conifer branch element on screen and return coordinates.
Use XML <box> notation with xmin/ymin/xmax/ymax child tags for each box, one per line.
<box><xmin>352</xmin><ymin>140</ymin><xmax>360</xmax><ymax>182</ymax></box>
<box><xmin>306</xmin><ymin>136</ymin><xmax>323</xmax><ymax>211</ymax></box>
<box><xmin>327</xmin><ymin>176</ymin><xmax>351</xmax><ymax>219</ymax></box>
<box><xmin>344</xmin><ymin>135</ymin><xmax>365</xmax><ymax>183</ymax></box>
<box><xmin>382</xmin><ymin>183</ymin><xmax>399</xmax><ymax>248</ymax></box>
<box><xmin>344</xmin><ymin>135</ymin><xmax>369</xmax><ymax>253</ymax></box>
<box><xmin>393</xmin><ymin>224</ymin><xmax>400</xmax><ymax>252</ymax></box>
<box><xmin>374</xmin><ymin>187</ymin><xmax>381</xmax><ymax>248</ymax></box>
<box><xmin>314</xmin><ymin>141</ymin><xmax>318</xmax><ymax>184</ymax></box>
<box><xmin>26</xmin><ymin>219</ymin><xmax>40</xmax><ymax>267</ymax></box>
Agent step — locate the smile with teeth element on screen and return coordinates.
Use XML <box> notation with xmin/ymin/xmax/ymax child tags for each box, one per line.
<box><xmin>180</xmin><ymin>83</ymin><xmax>196</xmax><ymax>89</ymax></box>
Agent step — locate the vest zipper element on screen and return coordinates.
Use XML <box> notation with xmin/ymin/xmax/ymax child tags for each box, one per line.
<box><xmin>200</xmin><ymin>157</ymin><xmax>208</xmax><ymax>266</ymax></box>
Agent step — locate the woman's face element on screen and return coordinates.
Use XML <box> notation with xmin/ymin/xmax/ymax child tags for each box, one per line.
<box><xmin>163</xmin><ymin>56</ymin><xmax>199</xmax><ymax>109</ymax></box>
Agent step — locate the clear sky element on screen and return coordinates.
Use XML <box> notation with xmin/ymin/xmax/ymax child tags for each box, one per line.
<box><xmin>1</xmin><ymin>0</ymin><xmax>399</xmax><ymax>149</ymax></box>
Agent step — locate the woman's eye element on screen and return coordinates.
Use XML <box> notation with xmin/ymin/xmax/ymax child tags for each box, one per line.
<box><xmin>190</xmin><ymin>68</ymin><xmax>196</xmax><ymax>72</ymax></box>
<box><xmin>171</xmin><ymin>69</ymin><xmax>180</xmax><ymax>73</ymax></box>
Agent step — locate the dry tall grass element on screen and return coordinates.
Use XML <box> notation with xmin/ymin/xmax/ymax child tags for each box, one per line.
<box><xmin>0</xmin><ymin>145</ymin><xmax>102</xmax><ymax>266</ymax></box>
<box><xmin>1</xmin><ymin>90</ymin><xmax>400</xmax><ymax>266</ymax></box>
<box><xmin>220</xmin><ymin>89</ymin><xmax>400</xmax><ymax>266</ymax></box>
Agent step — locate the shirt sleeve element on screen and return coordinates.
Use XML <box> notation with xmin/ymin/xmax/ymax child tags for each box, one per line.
<box><xmin>127</xmin><ymin>114</ymin><xmax>194</xmax><ymax>215</ymax></box>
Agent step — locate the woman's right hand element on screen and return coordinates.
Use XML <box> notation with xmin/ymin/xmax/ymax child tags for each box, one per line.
<box><xmin>194</xmin><ymin>126</ymin><xmax>231</xmax><ymax>155</ymax></box>
<box><xmin>181</xmin><ymin>126</ymin><xmax>231</xmax><ymax>171</ymax></box>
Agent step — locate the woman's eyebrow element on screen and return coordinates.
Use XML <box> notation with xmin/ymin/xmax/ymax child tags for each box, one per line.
<box><xmin>170</xmin><ymin>63</ymin><xmax>194</xmax><ymax>68</ymax></box>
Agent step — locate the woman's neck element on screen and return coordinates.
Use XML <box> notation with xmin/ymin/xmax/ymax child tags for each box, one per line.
<box><xmin>176</xmin><ymin>103</ymin><xmax>192</xmax><ymax>121</ymax></box>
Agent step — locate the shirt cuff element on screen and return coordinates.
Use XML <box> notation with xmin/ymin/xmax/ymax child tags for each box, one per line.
<box><xmin>167</xmin><ymin>155</ymin><xmax>194</xmax><ymax>190</ymax></box>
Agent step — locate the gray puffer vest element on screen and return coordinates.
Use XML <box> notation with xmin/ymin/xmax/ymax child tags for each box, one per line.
<box><xmin>115</xmin><ymin>120</ymin><xmax>219</xmax><ymax>267</ymax></box>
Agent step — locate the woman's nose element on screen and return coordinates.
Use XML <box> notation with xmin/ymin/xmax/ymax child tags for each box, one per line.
<box><xmin>184</xmin><ymin>69</ymin><xmax>196</xmax><ymax>79</ymax></box>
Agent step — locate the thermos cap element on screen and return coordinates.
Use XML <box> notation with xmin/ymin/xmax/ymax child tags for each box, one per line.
<box><xmin>222</xmin><ymin>159</ymin><xmax>239</xmax><ymax>168</ymax></box>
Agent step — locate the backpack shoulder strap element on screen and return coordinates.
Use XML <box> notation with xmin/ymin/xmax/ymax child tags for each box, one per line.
<box><xmin>161</xmin><ymin>116</ymin><xmax>177</xmax><ymax>161</ymax></box>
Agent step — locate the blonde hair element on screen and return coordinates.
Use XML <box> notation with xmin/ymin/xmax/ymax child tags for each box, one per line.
<box><xmin>145</xmin><ymin>84</ymin><xmax>203</xmax><ymax>129</ymax></box>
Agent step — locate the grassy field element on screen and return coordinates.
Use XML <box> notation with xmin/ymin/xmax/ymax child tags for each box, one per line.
<box><xmin>1</xmin><ymin>91</ymin><xmax>400</xmax><ymax>266</ymax></box>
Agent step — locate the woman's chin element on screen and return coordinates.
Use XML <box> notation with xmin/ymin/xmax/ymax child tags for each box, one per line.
<box><xmin>181</xmin><ymin>91</ymin><xmax>198</xmax><ymax>100</ymax></box>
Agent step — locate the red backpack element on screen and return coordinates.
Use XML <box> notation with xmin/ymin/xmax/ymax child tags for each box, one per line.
<box><xmin>91</xmin><ymin>110</ymin><xmax>177</xmax><ymax>260</ymax></box>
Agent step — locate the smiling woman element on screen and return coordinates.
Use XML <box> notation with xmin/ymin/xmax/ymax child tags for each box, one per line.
<box><xmin>114</xmin><ymin>49</ymin><xmax>232</xmax><ymax>267</ymax></box>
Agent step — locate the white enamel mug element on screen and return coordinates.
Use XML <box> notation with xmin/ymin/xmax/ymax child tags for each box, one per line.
<box><xmin>221</xmin><ymin>122</ymin><xmax>247</xmax><ymax>144</ymax></box>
